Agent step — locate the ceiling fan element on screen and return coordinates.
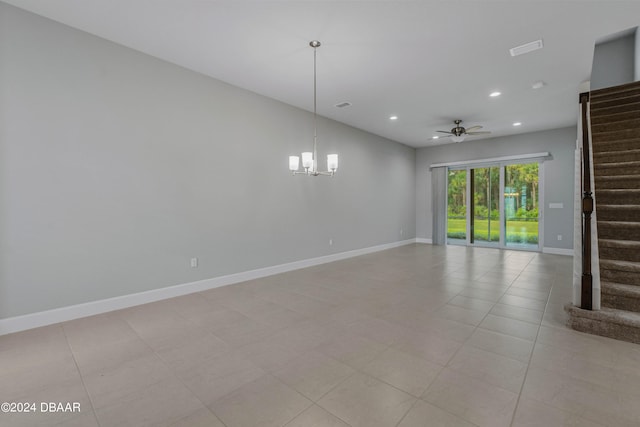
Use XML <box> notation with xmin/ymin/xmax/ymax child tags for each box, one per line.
<box><xmin>437</xmin><ymin>119</ymin><xmax>491</xmax><ymax>142</ymax></box>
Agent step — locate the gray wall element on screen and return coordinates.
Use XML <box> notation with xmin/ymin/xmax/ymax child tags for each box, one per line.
<box><xmin>416</xmin><ymin>127</ymin><xmax>576</xmax><ymax>250</ymax></box>
<box><xmin>0</xmin><ymin>3</ymin><xmax>416</xmax><ymax>319</ymax></box>
<box><xmin>591</xmin><ymin>30</ymin><xmax>636</xmax><ymax>90</ymax></box>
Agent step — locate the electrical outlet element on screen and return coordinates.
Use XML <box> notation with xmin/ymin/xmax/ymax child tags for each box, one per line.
<box><xmin>400</xmin><ymin>228</ymin><xmax>404</xmax><ymax>236</ymax></box>
<box><xmin>557</xmin><ymin>235</ymin><xmax>562</xmax><ymax>241</ymax></box>
<box><xmin>190</xmin><ymin>257</ymin><xmax>198</xmax><ymax>268</ymax></box>
<box><xmin>329</xmin><ymin>238</ymin><xmax>333</xmax><ymax>246</ymax></box>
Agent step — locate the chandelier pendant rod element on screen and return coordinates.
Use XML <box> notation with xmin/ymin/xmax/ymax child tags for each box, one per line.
<box><xmin>312</xmin><ymin>43</ymin><xmax>318</xmax><ymax>174</ymax></box>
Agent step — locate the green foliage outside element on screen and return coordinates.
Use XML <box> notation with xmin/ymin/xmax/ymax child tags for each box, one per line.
<box><xmin>446</xmin><ymin>163</ymin><xmax>539</xmax><ymax>244</ymax></box>
<box><xmin>447</xmin><ymin>218</ymin><xmax>539</xmax><ymax>244</ymax></box>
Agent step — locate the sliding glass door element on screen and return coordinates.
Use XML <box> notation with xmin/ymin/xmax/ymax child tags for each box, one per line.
<box><xmin>504</xmin><ymin>163</ymin><xmax>539</xmax><ymax>249</ymax></box>
<box><xmin>471</xmin><ymin>166</ymin><xmax>500</xmax><ymax>246</ymax></box>
<box><xmin>447</xmin><ymin>161</ymin><xmax>540</xmax><ymax>251</ymax></box>
<box><xmin>447</xmin><ymin>169</ymin><xmax>466</xmax><ymax>244</ymax></box>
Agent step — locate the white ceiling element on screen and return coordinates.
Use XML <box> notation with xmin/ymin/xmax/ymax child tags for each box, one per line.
<box><xmin>5</xmin><ymin>0</ymin><xmax>640</xmax><ymax>148</ymax></box>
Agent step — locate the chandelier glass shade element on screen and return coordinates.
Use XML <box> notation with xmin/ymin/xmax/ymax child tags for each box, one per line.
<box><xmin>288</xmin><ymin>41</ymin><xmax>338</xmax><ymax>177</ymax></box>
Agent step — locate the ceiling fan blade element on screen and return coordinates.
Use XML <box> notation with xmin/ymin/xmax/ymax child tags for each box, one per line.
<box><xmin>467</xmin><ymin>131</ymin><xmax>491</xmax><ymax>135</ymax></box>
<box><xmin>437</xmin><ymin>130</ymin><xmax>453</xmax><ymax>134</ymax></box>
<box><xmin>465</xmin><ymin>125</ymin><xmax>483</xmax><ymax>132</ymax></box>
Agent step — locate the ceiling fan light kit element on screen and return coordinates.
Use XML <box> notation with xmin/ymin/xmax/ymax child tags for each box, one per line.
<box><xmin>288</xmin><ymin>40</ymin><xmax>338</xmax><ymax>177</ymax></box>
<box><xmin>436</xmin><ymin>119</ymin><xmax>491</xmax><ymax>143</ymax></box>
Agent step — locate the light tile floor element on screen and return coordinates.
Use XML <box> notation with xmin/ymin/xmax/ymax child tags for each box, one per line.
<box><xmin>2</xmin><ymin>244</ymin><xmax>640</xmax><ymax>427</ymax></box>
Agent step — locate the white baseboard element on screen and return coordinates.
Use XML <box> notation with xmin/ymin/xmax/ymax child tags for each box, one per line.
<box><xmin>415</xmin><ymin>238</ymin><xmax>433</xmax><ymax>244</ymax></box>
<box><xmin>543</xmin><ymin>247</ymin><xmax>574</xmax><ymax>256</ymax></box>
<box><xmin>0</xmin><ymin>238</ymin><xmax>418</xmax><ymax>336</ymax></box>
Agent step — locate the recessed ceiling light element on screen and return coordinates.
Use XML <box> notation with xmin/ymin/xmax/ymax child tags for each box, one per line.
<box><xmin>389</xmin><ymin>115</ymin><xmax>398</xmax><ymax>120</ymax></box>
<box><xmin>509</xmin><ymin>39</ymin><xmax>544</xmax><ymax>57</ymax></box>
<box><xmin>335</xmin><ymin>101</ymin><xmax>352</xmax><ymax>108</ymax></box>
<box><xmin>432</xmin><ymin>136</ymin><xmax>439</xmax><ymax>139</ymax></box>
<box><xmin>532</xmin><ymin>81</ymin><xmax>546</xmax><ymax>89</ymax></box>
<box><xmin>490</xmin><ymin>91</ymin><xmax>501</xmax><ymax>97</ymax></box>
<box><xmin>513</xmin><ymin>122</ymin><xmax>522</xmax><ymax>126</ymax></box>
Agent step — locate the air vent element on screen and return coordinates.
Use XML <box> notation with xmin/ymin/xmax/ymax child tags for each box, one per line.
<box><xmin>335</xmin><ymin>102</ymin><xmax>352</xmax><ymax>108</ymax></box>
<box><xmin>509</xmin><ymin>39</ymin><xmax>543</xmax><ymax>57</ymax></box>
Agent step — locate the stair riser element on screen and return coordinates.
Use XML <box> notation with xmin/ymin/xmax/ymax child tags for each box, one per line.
<box><xmin>591</xmin><ymin>110</ymin><xmax>640</xmax><ymax>126</ymax></box>
<box><xmin>596</xmin><ymin>208</ymin><xmax>640</xmax><ymax>222</ymax></box>
<box><xmin>591</xmin><ymin>129</ymin><xmax>640</xmax><ymax>143</ymax></box>
<box><xmin>592</xmin><ymin>118</ymin><xmax>640</xmax><ymax>133</ymax></box>
<box><xmin>595</xmin><ymin>191</ymin><xmax>640</xmax><ymax>204</ymax></box>
<box><xmin>590</xmin><ymin>102</ymin><xmax>640</xmax><ymax>116</ymax></box>
<box><xmin>595</xmin><ymin>166</ymin><xmax>640</xmax><ymax>176</ymax></box>
<box><xmin>592</xmin><ymin>139</ymin><xmax>640</xmax><ymax>152</ymax></box>
<box><xmin>591</xmin><ymin>86</ymin><xmax>640</xmax><ymax>103</ymax></box>
<box><xmin>594</xmin><ymin>151</ymin><xmax>640</xmax><ymax>162</ymax></box>
<box><xmin>601</xmin><ymin>293</ymin><xmax>640</xmax><ymax>312</ymax></box>
<box><xmin>595</xmin><ymin>178</ymin><xmax>640</xmax><ymax>189</ymax></box>
<box><xmin>567</xmin><ymin>315</ymin><xmax>640</xmax><ymax>344</ymax></box>
<box><xmin>599</xmin><ymin>246</ymin><xmax>640</xmax><ymax>262</ymax></box>
<box><xmin>591</xmin><ymin>94</ymin><xmax>640</xmax><ymax>110</ymax></box>
<box><xmin>601</xmin><ymin>268</ymin><xmax>640</xmax><ymax>285</ymax></box>
<box><xmin>597</xmin><ymin>224</ymin><xmax>640</xmax><ymax>240</ymax></box>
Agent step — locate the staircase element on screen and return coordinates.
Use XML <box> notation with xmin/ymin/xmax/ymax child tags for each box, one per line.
<box><xmin>566</xmin><ymin>81</ymin><xmax>640</xmax><ymax>344</ymax></box>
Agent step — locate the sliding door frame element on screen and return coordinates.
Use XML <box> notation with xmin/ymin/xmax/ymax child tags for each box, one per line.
<box><xmin>446</xmin><ymin>159</ymin><xmax>544</xmax><ymax>252</ymax></box>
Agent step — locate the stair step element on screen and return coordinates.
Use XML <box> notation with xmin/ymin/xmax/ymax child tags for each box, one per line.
<box><xmin>597</xmin><ymin>221</ymin><xmax>640</xmax><ymax>240</ymax></box>
<box><xmin>590</xmin><ymin>110</ymin><xmax>640</xmax><ymax>126</ymax></box>
<box><xmin>591</xmin><ymin>117</ymin><xmax>640</xmax><ymax>133</ymax></box>
<box><xmin>595</xmin><ymin>161</ymin><xmax>640</xmax><ymax>176</ymax></box>
<box><xmin>596</xmin><ymin>205</ymin><xmax>640</xmax><ymax>222</ymax></box>
<box><xmin>591</xmin><ymin>94</ymin><xmax>640</xmax><ymax>111</ymax></box>
<box><xmin>596</xmin><ymin>189</ymin><xmax>640</xmax><ymax>204</ymax></box>
<box><xmin>592</xmin><ymin>138</ymin><xmax>640</xmax><ymax>153</ymax></box>
<box><xmin>600</xmin><ymin>258</ymin><xmax>640</xmax><ymax>272</ymax></box>
<box><xmin>593</xmin><ymin>148</ymin><xmax>640</xmax><ymax>162</ymax></box>
<box><xmin>590</xmin><ymin>85</ymin><xmax>640</xmax><ymax>103</ymax></box>
<box><xmin>591</xmin><ymin>81</ymin><xmax>640</xmax><ymax>98</ymax></box>
<box><xmin>601</xmin><ymin>281</ymin><xmax>640</xmax><ymax>312</ymax></box>
<box><xmin>600</xmin><ymin>259</ymin><xmax>640</xmax><ymax>285</ymax></box>
<box><xmin>565</xmin><ymin>303</ymin><xmax>640</xmax><ymax>344</ymax></box>
<box><xmin>591</xmin><ymin>129</ymin><xmax>640</xmax><ymax>144</ymax></box>
<box><xmin>594</xmin><ymin>174</ymin><xmax>640</xmax><ymax>189</ymax></box>
<box><xmin>590</xmin><ymin>101</ymin><xmax>640</xmax><ymax>117</ymax></box>
<box><xmin>598</xmin><ymin>238</ymin><xmax>640</xmax><ymax>262</ymax></box>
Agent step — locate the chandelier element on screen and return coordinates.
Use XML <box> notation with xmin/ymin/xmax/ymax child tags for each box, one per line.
<box><xmin>288</xmin><ymin>41</ymin><xmax>338</xmax><ymax>176</ymax></box>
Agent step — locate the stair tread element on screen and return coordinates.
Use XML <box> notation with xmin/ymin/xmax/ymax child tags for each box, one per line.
<box><xmin>591</xmin><ymin>95</ymin><xmax>640</xmax><ymax>109</ymax></box>
<box><xmin>591</xmin><ymin>100</ymin><xmax>640</xmax><ymax>108</ymax></box>
<box><xmin>595</xmin><ymin>161</ymin><xmax>640</xmax><ymax>168</ymax></box>
<box><xmin>595</xmin><ymin>174</ymin><xmax>640</xmax><ymax>180</ymax></box>
<box><xmin>565</xmin><ymin>303</ymin><xmax>640</xmax><ymax>327</ymax></box>
<box><xmin>590</xmin><ymin>111</ymin><xmax>640</xmax><ymax>125</ymax></box>
<box><xmin>598</xmin><ymin>220</ymin><xmax>640</xmax><ymax>227</ymax></box>
<box><xmin>600</xmin><ymin>259</ymin><xmax>640</xmax><ymax>272</ymax></box>
<box><xmin>599</xmin><ymin>239</ymin><xmax>640</xmax><ymax>248</ymax></box>
<box><xmin>593</xmin><ymin>148</ymin><xmax>640</xmax><ymax>155</ymax></box>
<box><xmin>591</xmin><ymin>81</ymin><xmax>640</xmax><ymax>98</ymax></box>
<box><xmin>602</xmin><ymin>281</ymin><xmax>640</xmax><ymax>294</ymax></box>
<box><xmin>597</xmin><ymin>205</ymin><xmax>640</xmax><ymax>210</ymax></box>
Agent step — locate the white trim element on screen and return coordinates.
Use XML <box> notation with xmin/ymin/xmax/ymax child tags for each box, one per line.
<box><xmin>0</xmin><ymin>239</ymin><xmax>417</xmax><ymax>336</ymax></box>
<box><xmin>542</xmin><ymin>247</ymin><xmax>574</xmax><ymax>256</ymax></box>
<box><xmin>416</xmin><ymin>238</ymin><xmax>433</xmax><ymax>244</ymax></box>
<box><xmin>430</xmin><ymin>152</ymin><xmax>550</xmax><ymax>169</ymax></box>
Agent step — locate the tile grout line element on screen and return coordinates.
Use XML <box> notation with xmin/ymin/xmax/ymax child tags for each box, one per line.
<box><xmin>507</xmin><ymin>255</ymin><xmax>552</xmax><ymax>427</ymax></box>
<box><xmin>114</xmin><ymin>311</ymin><xmax>232</xmax><ymax>427</ymax></box>
<box><xmin>395</xmin><ymin>251</ymin><xmax>532</xmax><ymax>427</ymax></box>
<box><xmin>60</xmin><ymin>323</ymin><xmax>102</xmax><ymax>427</ymax></box>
